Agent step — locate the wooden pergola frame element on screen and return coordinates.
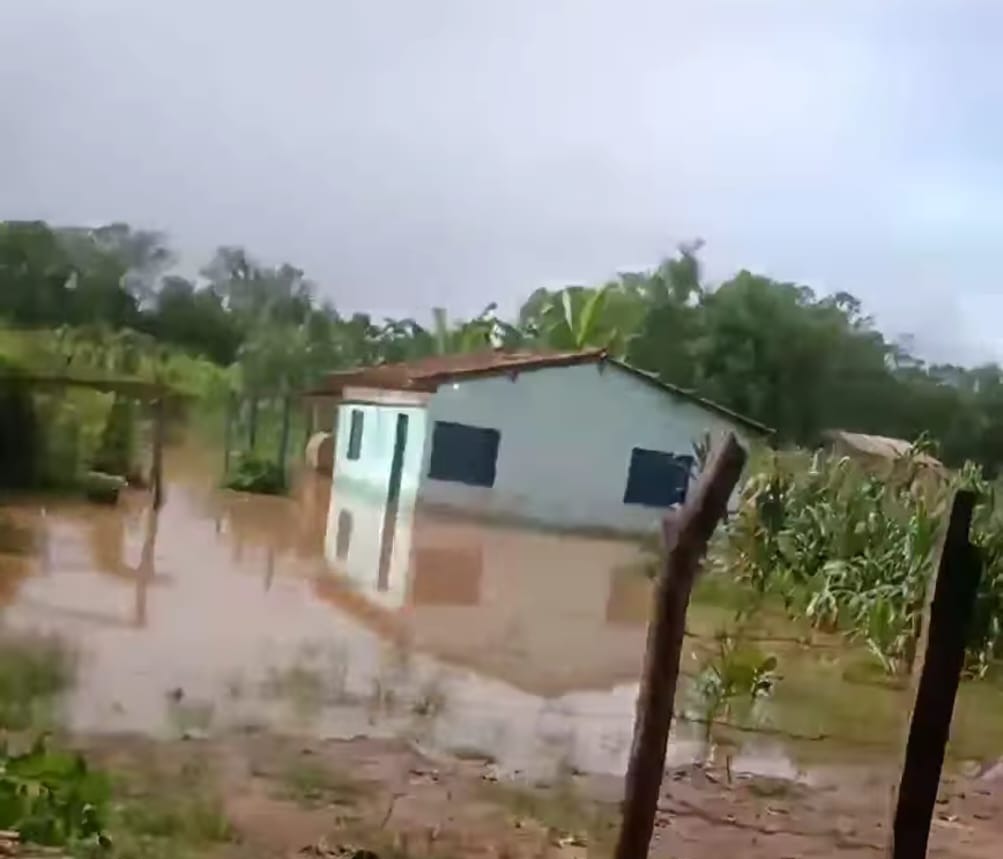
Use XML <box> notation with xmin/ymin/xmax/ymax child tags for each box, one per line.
<box><xmin>0</xmin><ymin>372</ymin><xmax>184</xmax><ymax>509</ymax></box>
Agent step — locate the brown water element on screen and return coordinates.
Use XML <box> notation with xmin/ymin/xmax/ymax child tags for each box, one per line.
<box><xmin>2</xmin><ymin>445</ymin><xmax>1002</xmax><ymax>783</ymax></box>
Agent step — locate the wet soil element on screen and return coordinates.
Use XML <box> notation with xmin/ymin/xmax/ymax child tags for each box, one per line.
<box><xmin>79</xmin><ymin>731</ymin><xmax>1003</xmax><ymax>859</ymax></box>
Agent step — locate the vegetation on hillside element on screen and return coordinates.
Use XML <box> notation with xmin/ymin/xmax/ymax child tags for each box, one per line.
<box><xmin>5</xmin><ymin>220</ymin><xmax>1003</xmax><ymax>475</ymax></box>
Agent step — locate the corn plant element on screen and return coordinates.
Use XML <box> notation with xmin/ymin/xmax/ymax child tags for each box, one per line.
<box><xmin>687</xmin><ymin>632</ymin><xmax>779</xmax><ymax>745</ymax></box>
<box><xmin>713</xmin><ymin>441</ymin><xmax>1003</xmax><ymax>675</ymax></box>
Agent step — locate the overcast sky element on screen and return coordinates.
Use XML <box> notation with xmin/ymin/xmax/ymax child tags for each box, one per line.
<box><xmin>3</xmin><ymin>0</ymin><xmax>1003</xmax><ymax>362</ymax></box>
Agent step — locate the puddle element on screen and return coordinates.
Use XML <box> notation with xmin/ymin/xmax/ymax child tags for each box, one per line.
<box><xmin>1</xmin><ymin>445</ymin><xmax>1002</xmax><ymax>783</ymax></box>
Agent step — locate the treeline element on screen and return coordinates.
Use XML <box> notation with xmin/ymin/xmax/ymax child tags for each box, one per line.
<box><xmin>3</xmin><ymin>221</ymin><xmax>1003</xmax><ymax>472</ymax></box>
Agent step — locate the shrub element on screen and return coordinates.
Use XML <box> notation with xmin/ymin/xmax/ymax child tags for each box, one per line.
<box><xmin>0</xmin><ymin>379</ymin><xmax>40</xmax><ymax>489</ymax></box>
<box><xmin>92</xmin><ymin>395</ymin><xmax>138</xmax><ymax>479</ymax></box>
<box><xmin>83</xmin><ymin>472</ymin><xmax>126</xmax><ymax>505</ymax></box>
<box><xmin>686</xmin><ymin>633</ymin><xmax>778</xmax><ymax>743</ymax></box>
<box><xmin>224</xmin><ymin>453</ymin><xmax>286</xmax><ymax>495</ymax></box>
<box><xmin>0</xmin><ymin>736</ymin><xmax>110</xmax><ymax>852</ymax></box>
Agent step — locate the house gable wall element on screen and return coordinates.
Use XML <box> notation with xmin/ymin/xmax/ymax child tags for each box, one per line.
<box><xmin>418</xmin><ymin>361</ymin><xmax>752</xmax><ymax>531</ymax></box>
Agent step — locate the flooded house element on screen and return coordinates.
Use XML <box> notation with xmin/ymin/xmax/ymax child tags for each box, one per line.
<box><xmin>310</xmin><ymin>349</ymin><xmax>768</xmax><ymax>581</ymax></box>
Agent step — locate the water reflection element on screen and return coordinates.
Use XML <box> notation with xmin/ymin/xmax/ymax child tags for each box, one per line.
<box><xmin>0</xmin><ymin>447</ymin><xmax>806</xmax><ymax>780</ymax></box>
<box><xmin>323</xmin><ymin>483</ymin><xmax>653</xmax><ymax>697</ymax></box>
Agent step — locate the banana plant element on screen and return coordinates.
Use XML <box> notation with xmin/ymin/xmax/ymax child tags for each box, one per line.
<box><xmin>431</xmin><ymin>304</ymin><xmax>527</xmax><ymax>354</ymax></box>
<box><xmin>533</xmin><ymin>286</ymin><xmax>623</xmax><ymax>352</ymax></box>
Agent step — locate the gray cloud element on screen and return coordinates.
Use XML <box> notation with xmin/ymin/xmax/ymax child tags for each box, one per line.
<box><xmin>2</xmin><ymin>0</ymin><xmax>1002</xmax><ymax>362</ymax></box>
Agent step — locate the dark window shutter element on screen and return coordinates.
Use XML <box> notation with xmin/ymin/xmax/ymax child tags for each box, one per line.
<box><xmin>623</xmin><ymin>448</ymin><xmax>693</xmax><ymax>507</ymax></box>
<box><xmin>428</xmin><ymin>421</ymin><xmax>500</xmax><ymax>487</ymax></box>
<box><xmin>346</xmin><ymin>409</ymin><xmax>364</xmax><ymax>460</ymax></box>
<box><xmin>335</xmin><ymin>509</ymin><xmax>353</xmax><ymax>559</ymax></box>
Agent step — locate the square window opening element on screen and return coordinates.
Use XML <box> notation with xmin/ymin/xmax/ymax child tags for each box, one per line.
<box><xmin>346</xmin><ymin>409</ymin><xmax>364</xmax><ymax>460</ymax></box>
<box><xmin>427</xmin><ymin>421</ymin><xmax>500</xmax><ymax>487</ymax></box>
<box><xmin>623</xmin><ymin>448</ymin><xmax>694</xmax><ymax>507</ymax></box>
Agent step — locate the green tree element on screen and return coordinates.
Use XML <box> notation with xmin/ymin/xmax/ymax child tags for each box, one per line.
<box><xmin>625</xmin><ymin>244</ymin><xmax>706</xmax><ymax>387</ymax></box>
<box><xmin>148</xmin><ymin>276</ymin><xmax>242</xmax><ymax>364</ymax></box>
<box><xmin>201</xmin><ymin>246</ymin><xmax>313</xmax><ymax>326</ymax></box>
<box><xmin>0</xmin><ymin>222</ymin><xmax>76</xmax><ymax>326</ymax></box>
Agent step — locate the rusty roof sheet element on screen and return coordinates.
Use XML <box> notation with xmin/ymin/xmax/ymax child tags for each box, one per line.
<box><xmin>309</xmin><ymin>348</ymin><xmax>606</xmax><ymax>394</ymax></box>
<box><xmin>823</xmin><ymin>430</ymin><xmax>943</xmax><ymax>467</ymax></box>
<box><xmin>307</xmin><ymin>348</ymin><xmax>772</xmax><ymax>435</ymax></box>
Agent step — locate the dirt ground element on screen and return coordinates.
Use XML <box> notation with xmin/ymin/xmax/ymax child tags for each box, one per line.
<box><xmin>76</xmin><ymin>731</ymin><xmax>1003</xmax><ymax>859</ymax></box>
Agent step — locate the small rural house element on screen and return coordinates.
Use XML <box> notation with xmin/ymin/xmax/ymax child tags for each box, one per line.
<box><xmin>822</xmin><ymin>430</ymin><xmax>945</xmax><ymax>475</ymax></box>
<box><xmin>311</xmin><ymin>349</ymin><xmax>768</xmax><ymax>540</ymax></box>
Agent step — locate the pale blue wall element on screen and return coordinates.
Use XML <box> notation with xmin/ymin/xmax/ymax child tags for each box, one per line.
<box><xmin>324</xmin><ymin>403</ymin><xmax>427</xmax><ymax>591</ymax></box>
<box><xmin>323</xmin><ymin>491</ymin><xmax>415</xmax><ymax>609</ymax></box>
<box><xmin>329</xmin><ymin>403</ymin><xmax>427</xmax><ymax>501</ymax></box>
<box><xmin>418</xmin><ymin>362</ymin><xmax>754</xmax><ymax>531</ymax></box>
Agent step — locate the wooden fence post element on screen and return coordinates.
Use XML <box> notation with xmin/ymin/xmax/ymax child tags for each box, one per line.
<box><xmin>614</xmin><ymin>434</ymin><xmax>747</xmax><ymax>859</ymax></box>
<box><xmin>248</xmin><ymin>396</ymin><xmax>259</xmax><ymax>450</ymax></box>
<box><xmin>302</xmin><ymin>399</ymin><xmax>315</xmax><ymax>457</ymax></box>
<box><xmin>886</xmin><ymin>489</ymin><xmax>982</xmax><ymax>859</ymax></box>
<box><xmin>150</xmin><ymin>389</ymin><xmax>166</xmax><ymax>511</ymax></box>
<box><xmin>134</xmin><ymin>502</ymin><xmax>159</xmax><ymax>627</ymax></box>
<box><xmin>222</xmin><ymin>390</ymin><xmax>234</xmax><ymax>479</ymax></box>
<box><xmin>278</xmin><ymin>393</ymin><xmax>292</xmax><ymax>479</ymax></box>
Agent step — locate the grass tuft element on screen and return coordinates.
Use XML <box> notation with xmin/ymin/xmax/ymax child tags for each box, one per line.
<box><xmin>274</xmin><ymin>758</ymin><xmax>371</xmax><ymax>809</ymax></box>
<box><xmin>482</xmin><ymin>779</ymin><xmax>619</xmax><ymax>857</ymax></box>
<box><xmin>105</xmin><ymin>753</ymin><xmax>235</xmax><ymax>859</ymax></box>
<box><xmin>0</xmin><ymin>633</ymin><xmax>77</xmax><ymax>730</ymax></box>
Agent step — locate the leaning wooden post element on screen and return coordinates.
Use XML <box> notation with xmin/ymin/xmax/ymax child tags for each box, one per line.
<box><xmin>134</xmin><ymin>501</ymin><xmax>160</xmax><ymax>627</ymax></box>
<box><xmin>886</xmin><ymin>489</ymin><xmax>982</xmax><ymax>859</ymax></box>
<box><xmin>614</xmin><ymin>434</ymin><xmax>747</xmax><ymax>859</ymax></box>
<box><xmin>150</xmin><ymin>387</ymin><xmax>166</xmax><ymax>511</ymax></box>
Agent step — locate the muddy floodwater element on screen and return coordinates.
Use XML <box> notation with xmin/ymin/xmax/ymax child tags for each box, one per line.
<box><xmin>2</xmin><ymin>444</ymin><xmax>1003</xmax><ymax>785</ymax></box>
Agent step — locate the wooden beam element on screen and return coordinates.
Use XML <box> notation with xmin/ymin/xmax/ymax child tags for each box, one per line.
<box><xmin>886</xmin><ymin>489</ymin><xmax>982</xmax><ymax>859</ymax></box>
<box><xmin>0</xmin><ymin>372</ymin><xmax>182</xmax><ymax>399</ymax></box>
<box><xmin>613</xmin><ymin>434</ymin><xmax>747</xmax><ymax>859</ymax></box>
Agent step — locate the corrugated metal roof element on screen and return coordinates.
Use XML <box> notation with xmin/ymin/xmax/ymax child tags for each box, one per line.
<box><xmin>310</xmin><ymin>348</ymin><xmax>605</xmax><ymax>393</ymax></box>
<box><xmin>307</xmin><ymin>348</ymin><xmax>772</xmax><ymax>435</ymax></box>
<box><xmin>823</xmin><ymin>430</ymin><xmax>943</xmax><ymax>467</ymax></box>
